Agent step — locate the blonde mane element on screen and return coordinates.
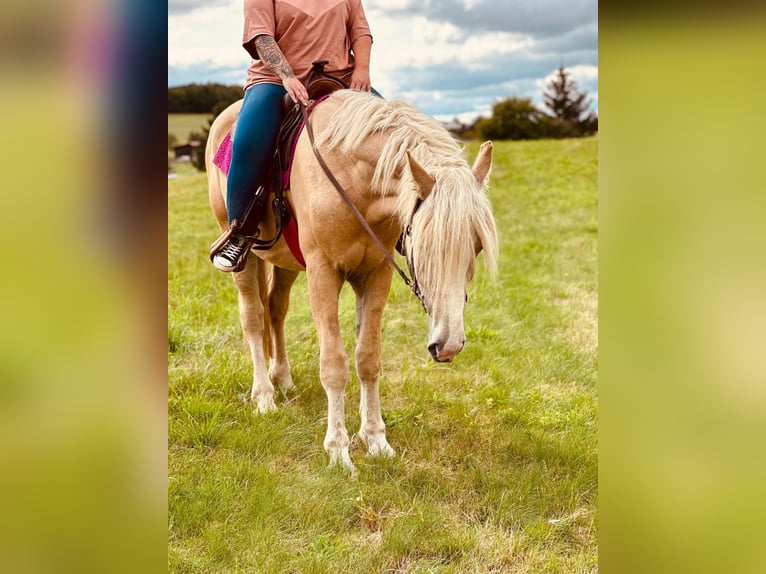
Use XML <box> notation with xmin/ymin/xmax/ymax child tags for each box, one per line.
<box><xmin>316</xmin><ymin>91</ymin><xmax>465</xmax><ymax>191</ymax></box>
<box><xmin>316</xmin><ymin>90</ymin><xmax>498</xmax><ymax>299</ymax></box>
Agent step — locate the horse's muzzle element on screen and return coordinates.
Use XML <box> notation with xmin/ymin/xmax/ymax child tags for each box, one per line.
<box><xmin>428</xmin><ymin>339</ymin><xmax>465</xmax><ymax>362</ymax></box>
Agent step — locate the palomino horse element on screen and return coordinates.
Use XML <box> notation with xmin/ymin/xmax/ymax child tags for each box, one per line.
<box><xmin>207</xmin><ymin>90</ymin><xmax>498</xmax><ymax>472</ymax></box>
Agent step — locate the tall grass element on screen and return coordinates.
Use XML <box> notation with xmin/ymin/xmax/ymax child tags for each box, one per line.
<box><xmin>168</xmin><ymin>137</ymin><xmax>598</xmax><ymax>573</ymax></box>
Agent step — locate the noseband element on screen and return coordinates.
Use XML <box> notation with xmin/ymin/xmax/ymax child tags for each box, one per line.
<box><xmin>301</xmin><ymin>104</ymin><xmax>428</xmax><ymax>313</ymax></box>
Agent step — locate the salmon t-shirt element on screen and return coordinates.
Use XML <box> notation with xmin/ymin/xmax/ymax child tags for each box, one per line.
<box><xmin>242</xmin><ymin>0</ymin><xmax>373</xmax><ymax>90</ymax></box>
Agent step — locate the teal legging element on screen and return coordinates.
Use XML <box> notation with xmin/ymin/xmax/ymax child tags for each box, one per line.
<box><xmin>226</xmin><ymin>83</ymin><xmax>286</xmax><ymax>225</ymax></box>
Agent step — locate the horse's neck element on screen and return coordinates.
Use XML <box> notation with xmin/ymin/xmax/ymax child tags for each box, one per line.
<box><xmin>348</xmin><ymin>132</ymin><xmax>406</xmax><ymax>198</ymax></box>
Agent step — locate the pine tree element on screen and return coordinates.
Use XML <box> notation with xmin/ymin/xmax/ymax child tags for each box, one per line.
<box><xmin>543</xmin><ymin>64</ymin><xmax>597</xmax><ymax>136</ymax></box>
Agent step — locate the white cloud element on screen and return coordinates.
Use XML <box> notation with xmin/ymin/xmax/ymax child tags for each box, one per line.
<box><xmin>377</xmin><ymin>0</ymin><xmax>420</xmax><ymax>9</ymax></box>
<box><xmin>168</xmin><ymin>1</ymin><xmax>246</xmax><ymax>69</ymax></box>
<box><xmin>420</xmin><ymin>18</ymin><xmax>464</xmax><ymax>44</ymax></box>
<box><xmin>366</xmin><ymin>12</ymin><xmax>533</xmax><ymax>77</ymax></box>
<box><xmin>456</xmin><ymin>32</ymin><xmax>535</xmax><ymax>70</ymax></box>
<box><xmin>569</xmin><ymin>64</ymin><xmax>599</xmax><ymax>81</ymax></box>
<box><xmin>169</xmin><ymin>0</ymin><xmax>231</xmax><ymax>16</ymax></box>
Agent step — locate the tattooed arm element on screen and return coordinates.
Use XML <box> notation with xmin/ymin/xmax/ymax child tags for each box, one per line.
<box><xmin>253</xmin><ymin>34</ymin><xmax>309</xmax><ymax>105</ymax></box>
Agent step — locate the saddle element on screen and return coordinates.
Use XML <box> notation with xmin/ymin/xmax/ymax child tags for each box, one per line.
<box><xmin>237</xmin><ymin>60</ymin><xmax>350</xmax><ymax>249</ymax></box>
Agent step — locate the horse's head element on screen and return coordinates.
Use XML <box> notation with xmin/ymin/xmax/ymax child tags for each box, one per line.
<box><xmin>401</xmin><ymin>142</ymin><xmax>498</xmax><ymax>363</ymax></box>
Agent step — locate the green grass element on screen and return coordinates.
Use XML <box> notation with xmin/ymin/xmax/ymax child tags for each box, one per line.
<box><xmin>168</xmin><ymin>137</ymin><xmax>598</xmax><ymax>572</ymax></box>
<box><xmin>169</xmin><ymin>113</ymin><xmax>211</xmax><ymax>143</ymax></box>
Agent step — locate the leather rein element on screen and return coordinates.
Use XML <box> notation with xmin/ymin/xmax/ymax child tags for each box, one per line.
<box><xmin>300</xmin><ymin>103</ymin><xmax>428</xmax><ymax>313</ymax></box>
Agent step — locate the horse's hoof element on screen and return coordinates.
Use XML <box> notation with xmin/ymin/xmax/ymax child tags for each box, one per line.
<box><xmin>277</xmin><ymin>378</ymin><xmax>296</xmax><ymax>395</ymax></box>
<box><xmin>366</xmin><ymin>440</ymin><xmax>395</xmax><ymax>459</ymax></box>
<box><xmin>359</xmin><ymin>431</ymin><xmax>395</xmax><ymax>458</ymax></box>
<box><xmin>252</xmin><ymin>395</ymin><xmax>277</xmax><ymax>414</ymax></box>
<box><xmin>327</xmin><ymin>446</ymin><xmax>356</xmax><ymax>475</ymax></box>
<box><xmin>269</xmin><ymin>367</ymin><xmax>296</xmax><ymax>394</ymax></box>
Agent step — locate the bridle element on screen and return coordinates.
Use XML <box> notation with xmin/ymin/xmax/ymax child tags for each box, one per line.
<box><xmin>301</xmin><ymin>104</ymin><xmax>429</xmax><ymax>313</ymax></box>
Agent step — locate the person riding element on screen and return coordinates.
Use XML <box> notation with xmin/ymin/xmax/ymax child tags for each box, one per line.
<box><xmin>210</xmin><ymin>0</ymin><xmax>375</xmax><ymax>272</ymax></box>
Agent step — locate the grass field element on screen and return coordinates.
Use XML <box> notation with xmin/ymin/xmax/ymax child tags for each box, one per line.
<box><xmin>169</xmin><ymin>113</ymin><xmax>211</xmax><ymax>143</ymax></box>
<box><xmin>168</xmin><ymin>136</ymin><xmax>598</xmax><ymax>573</ymax></box>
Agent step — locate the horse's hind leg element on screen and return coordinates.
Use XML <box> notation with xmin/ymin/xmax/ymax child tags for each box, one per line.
<box><xmin>267</xmin><ymin>266</ymin><xmax>299</xmax><ymax>394</ymax></box>
<box><xmin>352</xmin><ymin>266</ymin><xmax>395</xmax><ymax>458</ymax></box>
<box><xmin>233</xmin><ymin>256</ymin><xmax>276</xmax><ymax>413</ymax></box>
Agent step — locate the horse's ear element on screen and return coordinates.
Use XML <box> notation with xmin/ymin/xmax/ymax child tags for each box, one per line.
<box><xmin>472</xmin><ymin>141</ymin><xmax>493</xmax><ymax>186</ymax></box>
<box><xmin>406</xmin><ymin>151</ymin><xmax>435</xmax><ymax>200</ymax></box>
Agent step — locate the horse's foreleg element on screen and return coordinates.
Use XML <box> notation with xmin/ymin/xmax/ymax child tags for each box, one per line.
<box><xmin>267</xmin><ymin>266</ymin><xmax>300</xmax><ymax>394</ymax></box>
<box><xmin>233</xmin><ymin>257</ymin><xmax>276</xmax><ymax>413</ymax></box>
<box><xmin>353</xmin><ymin>266</ymin><xmax>395</xmax><ymax>458</ymax></box>
<box><xmin>306</xmin><ymin>262</ymin><xmax>353</xmax><ymax>472</ymax></box>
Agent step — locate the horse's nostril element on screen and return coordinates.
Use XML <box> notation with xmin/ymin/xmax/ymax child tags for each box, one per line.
<box><xmin>428</xmin><ymin>343</ymin><xmax>439</xmax><ymax>359</ymax></box>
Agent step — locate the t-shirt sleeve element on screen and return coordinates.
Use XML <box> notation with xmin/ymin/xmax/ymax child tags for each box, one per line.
<box><xmin>347</xmin><ymin>0</ymin><xmax>373</xmax><ymax>46</ymax></box>
<box><xmin>242</xmin><ymin>0</ymin><xmax>276</xmax><ymax>60</ymax></box>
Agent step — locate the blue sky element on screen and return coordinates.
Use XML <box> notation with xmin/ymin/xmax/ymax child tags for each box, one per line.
<box><xmin>168</xmin><ymin>0</ymin><xmax>597</xmax><ymax>122</ymax></box>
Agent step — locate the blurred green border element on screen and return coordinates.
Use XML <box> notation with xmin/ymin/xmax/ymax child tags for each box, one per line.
<box><xmin>600</xmin><ymin>11</ymin><xmax>766</xmax><ymax>574</ymax></box>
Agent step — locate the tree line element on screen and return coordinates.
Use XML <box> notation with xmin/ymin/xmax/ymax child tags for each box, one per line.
<box><xmin>169</xmin><ymin>65</ymin><xmax>595</xmax><ymax>171</ymax></box>
<box><xmin>458</xmin><ymin>65</ymin><xmax>597</xmax><ymax>141</ymax></box>
<box><xmin>168</xmin><ymin>83</ymin><xmax>244</xmax><ymax>113</ymax></box>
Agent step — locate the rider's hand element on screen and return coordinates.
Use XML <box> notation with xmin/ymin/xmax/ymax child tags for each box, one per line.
<box><xmin>283</xmin><ymin>76</ymin><xmax>309</xmax><ymax>106</ymax></box>
<box><xmin>349</xmin><ymin>68</ymin><xmax>371</xmax><ymax>92</ymax></box>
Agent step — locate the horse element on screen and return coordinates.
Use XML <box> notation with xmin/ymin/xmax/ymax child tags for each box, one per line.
<box><xmin>206</xmin><ymin>89</ymin><xmax>498</xmax><ymax>472</ymax></box>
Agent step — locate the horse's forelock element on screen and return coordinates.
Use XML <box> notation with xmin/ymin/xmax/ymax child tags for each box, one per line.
<box><xmin>410</xmin><ymin>169</ymin><xmax>498</xmax><ymax>299</ymax></box>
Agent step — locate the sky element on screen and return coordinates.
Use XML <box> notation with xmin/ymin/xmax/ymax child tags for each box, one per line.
<box><xmin>168</xmin><ymin>0</ymin><xmax>597</xmax><ymax>123</ymax></box>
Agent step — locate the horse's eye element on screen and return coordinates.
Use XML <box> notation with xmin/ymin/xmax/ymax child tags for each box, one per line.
<box><xmin>465</xmin><ymin>292</ymin><xmax>468</xmax><ymax>303</ymax></box>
